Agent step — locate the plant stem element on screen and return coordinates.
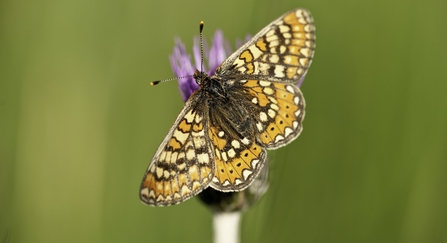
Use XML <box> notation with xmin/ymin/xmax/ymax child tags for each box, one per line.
<box><xmin>213</xmin><ymin>212</ymin><xmax>241</xmax><ymax>243</ymax></box>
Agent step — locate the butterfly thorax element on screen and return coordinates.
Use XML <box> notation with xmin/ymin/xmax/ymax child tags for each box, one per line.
<box><xmin>193</xmin><ymin>69</ymin><xmax>227</xmax><ymax>103</ymax></box>
<box><xmin>193</xmin><ymin>70</ymin><xmax>255</xmax><ymax>139</ymax></box>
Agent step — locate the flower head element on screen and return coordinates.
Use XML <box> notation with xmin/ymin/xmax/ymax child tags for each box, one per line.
<box><xmin>170</xmin><ymin>30</ymin><xmax>253</xmax><ymax>101</ymax></box>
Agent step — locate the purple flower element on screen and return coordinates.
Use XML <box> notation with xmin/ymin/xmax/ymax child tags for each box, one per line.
<box><xmin>170</xmin><ymin>30</ymin><xmax>252</xmax><ymax>102</ymax></box>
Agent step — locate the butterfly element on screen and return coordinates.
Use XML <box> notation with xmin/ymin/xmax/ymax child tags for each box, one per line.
<box><xmin>140</xmin><ymin>8</ymin><xmax>315</xmax><ymax>206</ymax></box>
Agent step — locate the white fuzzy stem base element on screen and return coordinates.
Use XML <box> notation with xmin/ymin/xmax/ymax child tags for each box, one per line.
<box><xmin>213</xmin><ymin>212</ymin><xmax>242</xmax><ymax>243</ymax></box>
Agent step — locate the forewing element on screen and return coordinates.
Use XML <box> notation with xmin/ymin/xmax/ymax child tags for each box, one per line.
<box><xmin>207</xmin><ymin>125</ymin><xmax>267</xmax><ymax>192</ymax></box>
<box><xmin>242</xmin><ymin>79</ymin><xmax>305</xmax><ymax>149</ymax></box>
<box><xmin>217</xmin><ymin>8</ymin><xmax>315</xmax><ymax>83</ymax></box>
<box><xmin>140</xmin><ymin>96</ymin><xmax>214</xmax><ymax>206</ymax></box>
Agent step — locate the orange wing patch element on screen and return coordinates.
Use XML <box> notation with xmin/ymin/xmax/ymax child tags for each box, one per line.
<box><xmin>242</xmin><ymin>80</ymin><xmax>305</xmax><ymax>149</ymax></box>
<box><xmin>258</xmin><ymin>83</ymin><xmax>305</xmax><ymax>148</ymax></box>
<box><xmin>208</xmin><ymin>127</ymin><xmax>266</xmax><ymax>191</ymax></box>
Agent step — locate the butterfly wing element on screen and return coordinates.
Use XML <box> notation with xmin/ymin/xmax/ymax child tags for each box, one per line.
<box><xmin>205</xmin><ymin>9</ymin><xmax>314</xmax><ymax>190</ymax></box>
<box><xmin>241</xmin><ymin>79</ymin><xmax>305</xmax><ymax>149</ymax></box>
<box><xmin>217</xmin><ymin>8</ymin><xmax>315</xmax><ymax>83</ymax></box>
<box><xmin>140</xmin><ymin>94</ymin><xmax>214</xmax><ymax>206</ymax></box>
<box><xmin>207</xmin><ymin>125</ymin><xmax>267</xmax><ymax>192</ymax></box>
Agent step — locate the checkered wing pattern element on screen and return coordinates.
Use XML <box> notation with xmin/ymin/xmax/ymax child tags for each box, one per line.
<box><xmin>242</xmin><ymin>80</ymin><xmax>305</xmax><ymax>149</ymax></box>
<box><xmin>141</xmin><ymin>8</ymin><xmax>315</xmax><ymax>206</ymax></box>
<box><xmin>217</xmin><ymin>9</ymin><xmax>315</xmax><ymax>82</ymax></box>
<box><xmin>208</xmin><ymin>125</ymin><xmax>267</xmax><ymax>192</ymax></box>
<box><xmin>140</xmin><ymin>96</ymin><xmax>214</xmax><ymax>206</ymax></box>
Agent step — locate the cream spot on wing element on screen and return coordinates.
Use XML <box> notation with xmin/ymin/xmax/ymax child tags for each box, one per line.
<box><xmin>279</xmin><ymin>25</ymin><xmax>290</xmax><ymax>33</ymax></box>
<box><xmin>268</xmin><ymin>109</ymin><xmax>276</xmax><ymax>118</ymax></box>
<box><xmin>260</xmin><ymin>112</ymin><xmax>268</xmax><ymax>122</ymax></box>
<box><xmin>231</xmin><ymin>140</ymin><xmax>240</xmax><ymax>149</ymax></box>
<box><xmin>221</xmin><ymin>152</ymin><xmax>228</xmax><ymax>162</ymax></box>
<box><xmin>163</xmin><ymin>170</ymin><xmax>170</xmax><ymax>179</ymax></box>
<box><xmin>304</xmin><ymin>24</ymin><xmax>312</xmax><ymax>32</ymax></box>
<box><xmin>186</xmin><ymin>149</ymin><xmax>195</xmax><ymax>160</ymax></box>
<box><xmin>149</xmin><ymin>164</ymin><xmax>156</xmax><ymax>173</ymax></box>
<box><xmin>285</xmin><ymin>127</ymin><xmax>293</xmax><ymax>137</ymax></box>
<box><xmin>293</xmin><ymin>121</ymin><xmax>299</xmax><ymax>129</ymax></box>
<box><xmin>156</xmin><ymin>167</ymin><xmax>163</xmax><ymax>178</ymax></box>
<box><xmin>299</xmin><ymin>58</ymin><xmax>308</xmax><ymax>66</ymax></box>
<box><xmin>197</xmin><ymin>153</ymin><xmax>209</xmax><ymax>164</ymax></box>
<box><xmin>280</xmin><ymin>45</ymin><xmax>286</xmax><ymax>54</ymax></box>
<box><xmin>270</xmin><ymin>54</ymin><xmax>279</xmax><ymax>63</ymax></box>
<box><xmin>266</xmin><ymin>29</ymin><xmax>275</xmax><ymax>37</ymax></box>
<box><xmin>177</xmin><ymin>163</ymin><xmax>186</xmax><ymax>171</ymax></box>
<box><xmin>193</xmin><ymin>136</ymin><xmax>205</xmax><ymax>148</ymax></box>
<box><xmin>160</xmin><ymin>151</ymin><xmax>167</xmax><ymax>162</ymax></box>
<box><xmin>243</xmin><ymin>170</ymin><xmax>252</xmax><ymax>180</ymax></box>
<box><xmin>171</xmin><ymin>152</ymin><xmax>178</xmax><ymax>163</ymax></box>
<box><xmin>181</xmin><ymin>185</ymin><xmax>191</xmax><ymax>196</ymax></box>
<box><xmin>189</xmin><ymin>165</ymin><xmax>197</xmax><ymax>174</ymax></box>
<box><xmin>148</xmin><ymin>190</ymin><xmax>155</xmax><ymax>198</ymax></box>
<box><xmin>251</xmin><ymin>159</ymin><xmax>259</xmax><ymax>168</ymax></box>
<box><xmin>268</xmin><ymin>96</ymin><xmax>278</xmax><ymax>104</ymax></box>
<box><xmin>156</xmin><ymin>182</ymin><xmax>163</xmax><ymax>191</ymax></box>
<box><xmin>141</xmin><ymin>188</ymin><xmax>149</xmax><ymax>197</ymax></box>
<box><xmin>218</xmin><ymin>131</ymin><xmax>225</xmax><ymax>138</ymax></box>
<box><xmin>275</xmin><ymin>135</ymin><xmax>285</xmax><ymax>142</ymax></box>
<box><xmin>263</xmin><ymin>87</ymin><xmax>274</xmax><ymax>95</ymax></box>
<box><xmin>215</xmin><ymin>149</ymin><xmax>221</xmax><ymax>160</ymax></box>
<box><xmin>227</xmin><ymin>148</ymin><xmax>236</xmax><ymax>158</ymax></box>
<box><xmin>286</xmin><ymin>85</ymin><xmax>295</xmax><ymax>93</ymax></box>
<box><xmin>184</xmin><ymin>110</ymin><xmax>195</xmax><ymax>123</ymax></box>
<box><xmin>192</xmin><ymin>181</ymin><xmax>202</xmax><ymax>191</ymax></box>
<box><xmin>237</xmin><ymin>66</ymin><xmax>247</xmax><ymax>73</ymax></box>
<box><xmin>274</xmin><ymin>65</ymin><xmax>285</xmax><ymax>78</ymax></box>
<box><xmin>165</xmin><ymin>151</ymin><xmax>172</xmax><ymax>162</ymax></box>
<box><xmin>256</xmin><ymin>122</ymin><xmax>263</xmax><ymax>132</ymax></box>
<box><xmin>173</xmin><ymin>130</ymin><xmax>188</xmax><ymax>145</ymax></box>
<box><xmin>248</xmin><ymin>45</ymin><xmax>263</xmax><ymax>59</ymax></box>
<box><xmin>270</xmin><ymin>40</ymin><xmax>280</xmax><ymax>48</ymax></box>
<box><xmin>259</xmin><ymin>80</ymin><xmax>271</xmax><ymax>86</ymax></box>
<box><xmin>195</xmin><ymin>114</ymin><xmax>202</xmax><ymax>123</ymax></box>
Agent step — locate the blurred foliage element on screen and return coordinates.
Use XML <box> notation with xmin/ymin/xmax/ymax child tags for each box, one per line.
<box><xmin>1</xmin><ymin>0</ymin><xmax>447</xmax><ymax>242</ymax></box>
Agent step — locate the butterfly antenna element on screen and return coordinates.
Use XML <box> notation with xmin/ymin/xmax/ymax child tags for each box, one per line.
<box><xmin>199</xmin><ymin>21</ymin><xmax>204</xmax><ymax>73</ymax></box>
<box><xmin>150</xmin><ymin>75</ymin><xmax>192</xmax><ymax>86</ymax></box>
<box><xmin>152</xmin><ymin>21</ymin><xmax>204</xmax><ymax>86</ymax></box>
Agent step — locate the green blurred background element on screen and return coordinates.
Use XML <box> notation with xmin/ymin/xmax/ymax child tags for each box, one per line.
<box><xmin>1</xmin><ymin>0</ymin><xmax>447</xmax><ymax>242</ymax></box>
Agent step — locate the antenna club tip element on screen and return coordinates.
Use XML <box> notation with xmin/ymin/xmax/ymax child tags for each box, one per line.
<box><xmin>150</xmin><ymin>80</ymin><xmax>161</xmax><ymax>86</ymax></box>
<box><xmin>200</xmin><ymin>21</ymin><xmax>204</xmax><ymax>32</ymax></box>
